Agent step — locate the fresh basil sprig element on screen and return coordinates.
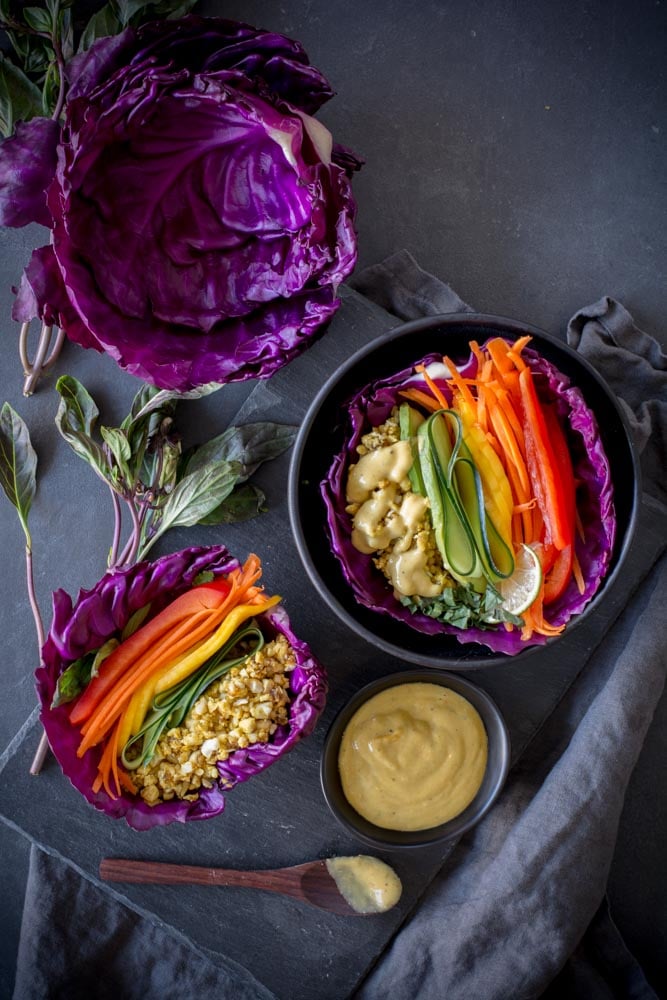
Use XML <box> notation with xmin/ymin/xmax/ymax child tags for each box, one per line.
<box><xmin>0</xmin><ymin>0</ymin><xmax>198</xmax><ymax>136</ymax></box>
<box><xmin>54</xmin><ymin>375</ymin><xmax>297</xmax><ymax>566</ymax></box>
<box><xmin>0</xmin><ymin>400</ymin><xmax>37</xmax><ymax>548</ymax></box>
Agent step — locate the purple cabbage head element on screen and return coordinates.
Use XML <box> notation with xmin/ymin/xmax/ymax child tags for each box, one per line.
<box><xmin>7</xmin><ymin>17</ymin><xmax>361</xmax><ymax>390</ymax></box>
<box><xmin>36</xmin><ymin>545</ymin><xmax>327</xmax><ymax>830</ymax></box>
<box><xmin>322</xmin><ymin>344</ymin><xmax>616</xmax><ymax>655</ymax></box>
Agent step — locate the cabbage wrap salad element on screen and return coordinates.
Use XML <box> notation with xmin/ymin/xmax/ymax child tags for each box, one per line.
<box><xmin>37</xmin><ymin>546</ymin><xmax>327</xmax><ymax>830</ymax></box>
<box><xmin>322</xmin><ymin>337</ymin><xmax>615</xmax><ymax>654</ymax></box>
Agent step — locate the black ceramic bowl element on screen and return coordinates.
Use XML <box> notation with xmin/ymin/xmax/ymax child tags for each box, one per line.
<box><xmin>320</xmin><ymin>670</ymin><xmax>510</xmax><ymax>849</ymax></box>
<box><xmin>288</xmin><ymin>313</ymin><xmax>640</xmax><ymax>668</ymax></box>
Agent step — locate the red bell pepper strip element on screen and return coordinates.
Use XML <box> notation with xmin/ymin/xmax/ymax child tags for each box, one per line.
<box><xmin>518</xmin><ymin>367</ymin><xmax>574</xmax><ymax>552</ymax></box>
<box><xmin>540</xmin><ymin>402</ymin><xmax>576</xmax><ymax>601</ymax></box>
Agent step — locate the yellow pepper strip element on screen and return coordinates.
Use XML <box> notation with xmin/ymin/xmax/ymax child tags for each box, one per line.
<box><xmin>117</xmin><ymin>595</ymin><xmax>281</xmax><ymax>747</ymax></box>
<box><xmin>116</xmin><ymin>633</ymin><xmax>213</xmax><ymax>749</ymax></box>
<box><xmin>154</xmin><ymin>594</ymin><xmax>281</xmax><ymax>694</ymax></box>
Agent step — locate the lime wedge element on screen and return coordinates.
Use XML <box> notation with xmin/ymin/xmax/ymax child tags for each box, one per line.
<box><xmin>496</xmin><ymin>544</ymin><xmax>543</xmax><ymax>616</ymax></box>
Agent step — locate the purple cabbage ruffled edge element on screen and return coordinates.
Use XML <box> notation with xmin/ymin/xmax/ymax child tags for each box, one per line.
<box><xmin>321</xmin><ymin>344</ymin><xmax>616</xmax><ymax>655</ymax></box>
<box><xmin>36</xmin><ymin>545</ymin><xmax>327</xmax><ymax>831</ymax></box>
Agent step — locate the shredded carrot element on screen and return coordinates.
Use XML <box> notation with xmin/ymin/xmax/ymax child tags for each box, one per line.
<box><xmin>572</xmin><ymin>552</ymin><xmax>586</xmax><ymax>595</ymax></box>
<box><xmin>399</xmin><ymin>387</ymin><xmax>441</xmax><ymax>413</ymax></box>
<box><xmin>443</xmin><ymin>356</ymin><xmax>476</xmax><ymax>410</ymax></box>
<box><xmin>470</xmin><ymin>340</ymin><xmax>486</xmax><ymax>371</ymax></box>
<box><xmin>514</xmin><ymin>500</ymin><xmax>537</xmax><ymax>513</ymax></box>
<box><xmin>415</xmin><ymin>364</ymin><xmax>449</xmax><ymax>409</ymax></box>
<box><xmin>575</xmin><ymin>509</ymin><xmax>586</xmax><ymax>544</ymax></box>
<box><xmin>506</xmin><ymin>348</ymin><xmax>527</xmax><ymax>372</ymax></box>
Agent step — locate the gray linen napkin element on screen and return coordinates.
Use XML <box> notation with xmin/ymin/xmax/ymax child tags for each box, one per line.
<box><xmin>13</xmin><ymin>844</ymin><xmax>274</xmax><ymax>1000</ymax></box>
<box><xmin>352</xmin><ymin>253</ymin><xmax>667</xmax><ymax>1000</ymax></box>
<box><xmin>12</xmin><ymin>252</ymin><xmax>667</xmax><ymax>1000</ymax></box>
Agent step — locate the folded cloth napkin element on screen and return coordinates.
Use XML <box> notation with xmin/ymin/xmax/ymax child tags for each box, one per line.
<box><xmin>12</xmin><ymin>252</ymin><xmax>667</xmax><ymax>1000</ymax></box>
<box><xmin>352</xmin><ymin>252</ymin><xmax>667</xmax><ymax>1000</ymax></box>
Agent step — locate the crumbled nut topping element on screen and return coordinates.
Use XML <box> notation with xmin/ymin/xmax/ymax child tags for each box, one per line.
<box><xmin>133</xmin><ymin>635</ymin><xmax>296</xmax><ymax>806</ymax></box>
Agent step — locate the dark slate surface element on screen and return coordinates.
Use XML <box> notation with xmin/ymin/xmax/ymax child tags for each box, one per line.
<box><xmin>1</xmin><ymin>0</ymin><xmax>666</xmax><ymax>996</ymax></box>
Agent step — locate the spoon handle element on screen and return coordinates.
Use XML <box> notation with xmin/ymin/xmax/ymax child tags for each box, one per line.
<box><xmin>100</xmin><ymin>857</ymin><xmax>308</xmax><ymax>895</ymax></box>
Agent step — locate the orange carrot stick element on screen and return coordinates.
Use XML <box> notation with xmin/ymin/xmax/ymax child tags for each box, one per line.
<box><xmin>69</xmin><ymin>575</ymin><xmax>236</xmax><ymax>725</ymax></box>
<box><xmin>415</xmin><ymin>364</ymin><xmax>449</xmax><ymax>409</ymax></box>
<box><xmin>399</xmin><ymin>388</ymin><xmax>441</xmax><ymax>413</ymax></box>
<box><xmin>76</xmin><ymin>556</ymin><xmax>264</xmax><ymax>756</ymax></box>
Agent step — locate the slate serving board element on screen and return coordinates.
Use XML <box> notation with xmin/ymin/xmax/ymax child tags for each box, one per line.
<box><xmin>0</xmin><ymin>286</ymin><xmax>662</xmax><ymax>999</ymax></box>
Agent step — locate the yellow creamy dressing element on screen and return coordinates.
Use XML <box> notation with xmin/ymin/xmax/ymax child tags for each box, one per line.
<box><xmin>346</xmin><ymin>440</ymin><xmax>413</xmax><ymax>503</ymax></box>
<box><xmin>325</xmin><ymin>855</ymin><xmax>402</xmax><ymax>914</ymax></box>
<box><xmin>338</xmin><ymin>683</ymin><xmax>488</xmax><ymax>832</ymax></box>
<box><xmin>346</xmin><ymin>440</ymin><xmax>439</xmax><ymax>597</ymax></box>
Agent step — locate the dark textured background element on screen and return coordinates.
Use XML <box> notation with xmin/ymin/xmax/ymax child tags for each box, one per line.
<box><xmin>1</xmin><ymin>0</ymin><xmax>665</xmax><ymax>996</ymax></box>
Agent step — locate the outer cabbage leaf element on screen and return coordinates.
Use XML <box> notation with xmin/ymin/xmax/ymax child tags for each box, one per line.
<box><xmin>36</xmin><ymin>545</ymin><xmax>327</xmax><ymax>830</ymax></box>
<box><xmin>322</xmin><ymin>346</ymin><xmax>616</xmax><ymax>655</ymax></box>
<box><xmin>0</xmin><ymin>118</ymin><xmax>59</xmax><ymax>228</ymax></box>
<box><xmin>18</xmin><ymin>16</ymin><xmax>360</xmax><ymax>390</ymax></box>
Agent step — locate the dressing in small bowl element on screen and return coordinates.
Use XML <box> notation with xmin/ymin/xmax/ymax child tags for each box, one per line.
<box><xmin>321</xmin><ymin>670</ymin><xmax>510</xmax><ymax>849</ymax></box>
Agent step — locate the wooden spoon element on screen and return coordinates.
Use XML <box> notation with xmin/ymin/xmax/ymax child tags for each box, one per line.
<box><xmin>99</xmin><ymin>856</ymin><xmax>401</xmax><ymax>917</ymax></box>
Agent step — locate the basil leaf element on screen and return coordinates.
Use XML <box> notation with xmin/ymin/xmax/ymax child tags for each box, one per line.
<box><xmin>55</xmin><ymin>375</ymin><xmax>110</xmax><ymax>483</ymax></box>
<box><xmin>100</xmin><ymin>426</ymin><xmax>132</xmax><ymax>483</ymax></box>
<box><xmin>78</xmin><ymin>4</ymin><xmax>122</xmax><ymax>52</ymax></box>
<box><xmin>22</xmin><ymin>6</ymin><xmax>53</xmax><ymax>33</ymax></box>
<box><xmin>0</xmin><ymin>54</ymin><xmax>43</xmax><ymax>137</ymax></box>
<box><xmin>400</xmin><ymin>585</ymin><xmax>524</xmax><ymax>631</ymax></box>
<box><xmin>0</xmin><ymin>401</ymin><xmax>37</xmax><ymax>546</ymax></box>
<box><xmin>186</xmin><ymin>423</ymin><xmax>297</xmax><ymax>482</ymax></box>
<box><xmin>120</xmin><ymin>603</ymin><xmax>152</xmax><ymax>640</ymax></box>
<box><xmin>130</xmin><ymin>381</ymin><xmax>221</xmax><ymax>423</ymax></box>
<box><xmin>51</xmin><ymin>638</ymin><xmax>118</xmax><ymax>707</ymax></box>
<box><xmin>52</xmin><ymin>652</ymin><xmax>95</xmax><ymax>707</ymax></box>
<box><xmin>141</xmin><ymin>459</ymin><xmax>242</xmax><ymax>554</ymax></box>
<box><xmin>198</xmin><ymin>482</ymin><xmax>266</xmax><ymax>525</ymax></box>
<box><xmin>110</xmin><ymin>0</ymin><xmax>155</xmax><ymax>26</ymax></box>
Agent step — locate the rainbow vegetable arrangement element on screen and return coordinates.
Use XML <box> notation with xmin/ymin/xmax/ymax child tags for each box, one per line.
<box><xmin>37</xmin><ymin>546</ymin><xmax>327</xmax><ymax>830</ymax></box>
<box><xmin>323</xmin><ymin>336</ymin><xmax>615</xmax><ymax>654</ymax></box>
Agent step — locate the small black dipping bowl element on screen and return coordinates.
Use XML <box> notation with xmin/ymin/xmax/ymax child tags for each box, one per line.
<box><xmin>288</xmin><ymin>313</ymin><xmax>640</xmax><ymax>668</ymax></box>
<box><xmin>321</xmin><ymin>670</ymin><xmax>510</xmax><ymax>849</ymax></box>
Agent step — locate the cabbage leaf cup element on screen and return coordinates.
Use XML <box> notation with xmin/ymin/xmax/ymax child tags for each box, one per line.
<box><xmin>288</xmin><ymin>314</ymin><xmax>640</xmax><ymax>668</ymax></box>
<box><xmin>36</xmin><ymin>546</ymin><xmax>327</xmax><ymax>830</ymax></box>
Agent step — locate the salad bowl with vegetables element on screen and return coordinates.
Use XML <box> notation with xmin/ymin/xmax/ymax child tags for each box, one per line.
<box><xmin>37</xmin><ymin>546</ymin><xmax>327</xmax><ymax>830</ymax></box>
<box><xmin>289</xmin><ymin>314</ymin><xmax>639</xmax><ymax>666</ymax></box>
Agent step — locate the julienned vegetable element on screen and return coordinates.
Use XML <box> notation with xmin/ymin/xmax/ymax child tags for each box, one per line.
<box><xmin>7</xmin><ymin>16</ymin><xmax>361</xmax><ymax>391</ymax></box>
<box><xmin>37</xmin><ymin>546</ymin><xmax>327</xmax><ymax>830</ymax></box>
<box><xmin>323</xmin><ymin>337</ymin><xmax>616</xmax><ymax>654</ymax></box>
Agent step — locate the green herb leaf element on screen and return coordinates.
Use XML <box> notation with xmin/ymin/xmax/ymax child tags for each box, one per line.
<box><xmin>78</xmin><ymin>4</ymin><xmax>122</xmax><ymax>52</ymax></box>
<box><xmin>51</xmin><ymin>638</ymin><xmax>117</xmax><ymax>707</ymax></box>
<box><xmin>198</xmin><ymin>482</ymin><xmax>267</xmax><ymax>525</ymax></box>
<box><xmin>52</xmin><ymin>651</ymin><xmax>95</xmax><ymax>707</ymax></box>
<box><xmin>110</xmin><ymin>0</ymin><xmax>154</xmax><ymax>26</ymax></box>
<box><xmin>140</xmin><ymin>459</ymin><xmax>242</xmax><ymax>555</ymax></box>
<box><xmin>400</xmin><ymin>583</ymin><xmax>524</xmax><ymax>632</ymax></box>
<box><xmin>186</xmin><ymin>422</ymin><xmax>298</xmax><ymax>482</ymax></box>
<box><xmin>55</xmin><ymin>375</ymin><xmax>110</xmax><ymax>484</ymax></box>
<box><xmin>120</xmin><ymin>603</ymin><xmax>152</xmax><ymax>640</ymax></box>
<box><xmin>0</xmin><ymin>401</ymin><xmax>37</xmax><ymax>547</ymax></box>
<box><xmin>130</xmin><ymin>381</ymin><xmax>221</xmax><ymax>423</ymax></box>
<box><xmin>100</xmin><ymin>426</ymin><xmax>132</xmax><ymax>484</ymax></box>
<box><xmin>22</xmin><ymin>6</ymin><xmax>53</xmax><ymax>33</ymax></box>
<box><xmin>0</xmin><ymin>53</ymin><xmax>43</xmax><ymax>137</ymax></box>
